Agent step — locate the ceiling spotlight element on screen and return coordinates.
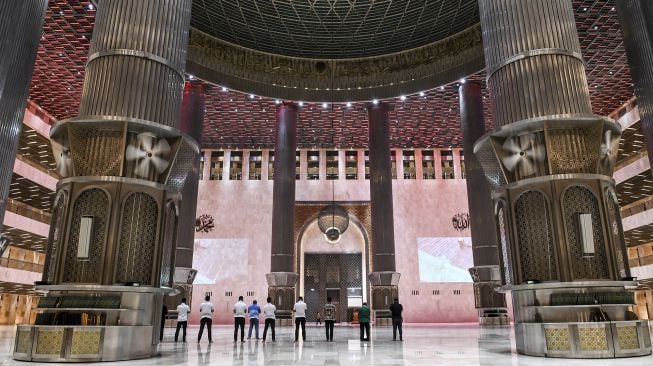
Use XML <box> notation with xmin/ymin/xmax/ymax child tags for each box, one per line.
<box><xmin>346</xmin><ymin>102</ymin><xmax>352</xmax><ymax>108</ymax></box>
<box><xmin>298</xmin><ymin>101</ymin><xmax>304</xmax><ymax>107</ymax></box>
<box><xmin>188</xmin><ymin>75</ymin><xmax>195</xmax><ymax>80</ymax></box>
<box><xmin>221</xmin><ymin>86</ymin><xmax>228</xmax><ymax>92</ymax></box>
<box><xmin>400</xmin><ymin>95</ymin><xmax>407</xmax><ymax>101</ymax></box>
<box><xmin>440</xmin><ymin>86</ymin><xmax>445</xmax><ymax>90</ymax></box>
<box><xmin>249</xmin><ymin>94</ymin><xmax>256</xmax><ymax>99</ymax></box>
<box><xmin>274</xmin><ymin>99</ymin><xmax>281</xmax><ymax>105</ymax></box>
<box><xmin>372</xmin><ymin>99</ymin><xmax>379</xmax><ymax>105</ymax></box>
<box><xmin>322</xmin><ymin>103</ymin><xmax>328</xmax><ymax>109</ymax></box>
<box><xmin>419</xmin><ymin>91</ymin><xmax>425</xmax><ymax>97</ymax></box>
<box><xmin>88</xmin><ymin>4</ymin><xmax>94</xmax><ymax>10</ymax></box>
<box><xmin>460</xmin><ymin>78</ymin><xmax>466</xmax><ymax>84</ymax></box>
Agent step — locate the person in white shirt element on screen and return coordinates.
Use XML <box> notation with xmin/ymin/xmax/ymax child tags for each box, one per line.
<box><xmin>233</xmin><ymin>296</ymin><xmax>248</xmax><ymax>342</ymax></box>
<box><xmin>293</xmin><ymin>296</ymin><xmax>308</xmax><ymax>342</ymax></box>
<box><xmin>198</xmin><ymin>295</ymin><xmax>214</xmax><ymax>343</ymax></box>
<box><xmin>262</xmin><ymin>297</ymin><xmax>276</xmax><ymax>342</ymax></box>
<box><xmin>174</xmin><ymin>298</ymin><xmax>190</xmax><ymax>342</ymax></box>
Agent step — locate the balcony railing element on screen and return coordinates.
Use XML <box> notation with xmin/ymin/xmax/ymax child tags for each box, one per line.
<box><xmin>629</xmin><ymin>255</ymin><xmax>653</xmax><ymax>268</ymax></box>
<box><xmin>0</xmin><ymin>257</ymin><xmax>44</xmax><ymax>273</ymax></box>
<box><xmin>6</xmin><ymin>198</ymin><xmax>51</xmax><ymax>225</ymax></box>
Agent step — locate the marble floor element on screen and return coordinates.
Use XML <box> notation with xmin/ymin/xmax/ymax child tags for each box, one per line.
<box><xmin>1</xmin><ymin>324</ymin><xmax>652</xmax><ymax>365</ymax></box>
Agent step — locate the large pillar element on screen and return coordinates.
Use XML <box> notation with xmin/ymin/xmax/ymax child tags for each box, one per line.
<box><xmin>616</xmin><ymin>1</ymin><xmax>653</xmax><ymax>166</ymax></box>
<box><xmin>16</xmin><ymin>0</ymin><xmax>195</xmax><ymax>362</ymax></box>
<box><xmin>367</xmin><ymin>102</ymin><xmax>400</xmax><ymax>314</ymax></box>
<box><xmin>474</xmin><ymin>0</ymin><xmax>646</xmax><ymax>357</ymax></box>
<box><xmin>459</xmin><ymin>82</ymin><xmax>507</xmax><ymax>326</ymax></box>
<box><xmin>0</xmin><ymin>1</ymin><xmax>47</xmax><ymax>237</ymax></box>
<box><xmin>171</xmin><ymin>80</ymin><xmax>205</xmax><ymax>308</ymax></box>
<box><xmin>266</xmin><ymin>102</ymin><xmax>298</xmax><ymax>316</ymax></box>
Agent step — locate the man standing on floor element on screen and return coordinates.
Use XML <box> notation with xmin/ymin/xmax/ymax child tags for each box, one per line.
<box><xmin>323</xmin><ymin>297</ymin><xmax>336</xmax><ymax>341</ymax></box>
<box><xmin>389</xmin><ymin>298</ymin><xmax>404</xmax><ymax>341</ymax></box>
<box><xmin>198</xmin><ymin>295</ymin><xmax>214</xmax><ymax>343</ymax></box>
<box><xmin>293</xmin><ymin>296</ymin><xmax>307</xmax><ymax>342</ymax></box>
<box><xmin>247</xmin><ymin>300</ymin><xmax>261</xmax><ymax>340</ymax></box>
<box><xmin>262</xmin><ymin>297</ymin><xmax>276</xmax><ymax>342</ymax></box>
<box><xmin>233</xmin><ymin>296</ymin><xmax>248</xmax><ymax>342</ymax></box>
<box><xmin>358</xmin><ymin>302</ymin><xmax>371</xmax><ymax>341</ymax></box>
<box><xmin>174</xmin><ymin>298</ymin><xmax>190</xmax><ymax>343</ymax></box>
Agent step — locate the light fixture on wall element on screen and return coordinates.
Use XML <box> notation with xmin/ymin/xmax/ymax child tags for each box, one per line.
<box><xmin>317</xmin><ymin>75</ymin><xmax>350</xmax><ymax>244</ymax></box>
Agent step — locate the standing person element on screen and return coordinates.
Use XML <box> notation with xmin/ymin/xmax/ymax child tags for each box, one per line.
<box><xmin>233</xmin><ymin>296</ymin><xmax>248</xmax><ymax>342</ymax></box>
<box><xmin>315</xmin><ymin>312</ymin><xmax>322</xmax><ymax>326</ymax></box>
<box><xmin>323</xmin><ymin>297</ymin><xmax>336</xmax><ymax>341</ymax></box>
<box><xmin>247</xmin><ymin>300</ymin><xmax>261</xmax><ymax>340</ymax></box>
<box><xmin>262</xmin><ymin>297</ymin><xmax>276</xmax><ymax>342</ymax></box>
<box><xmin>358</xmin><ymin>302</ymin><xmax>371</xmax><ymax>341</ymax></box>
<box><xmin>160</xmin><ymin>304</ymin><xmax>168</xmax><ymax>342</ymax></box>
<box><xmin>389</xmin><ymin>298</ymin><xmax>404</xmax><ymax>341</ymax></box>
<box><xmin>293</xmin><ymin>296</ymin><xmax>307</xmax><ymax>342</ymax></box>
<box><xmin>174</xmin><ymin>298</ymin><xmax>190</xmax><ymax>343</ymax></box>
<box><xmin>198</xmin><ymin>295</ymin><xmax>214</xmax><ymax>343</ymax></box>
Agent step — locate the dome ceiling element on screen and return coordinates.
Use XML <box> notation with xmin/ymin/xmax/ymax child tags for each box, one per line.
<box><xmin>191</xmin><ymin>0</ymin><xmax>480</xmax><ymax>59</ymax></box>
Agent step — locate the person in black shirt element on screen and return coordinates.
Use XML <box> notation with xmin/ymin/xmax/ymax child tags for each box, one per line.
<box><xmin>389</xmin><ymin>298</ymin><xmax>403</xmax><ymax>341</ymax></box>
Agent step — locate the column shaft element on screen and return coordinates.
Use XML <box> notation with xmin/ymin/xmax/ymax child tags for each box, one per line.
<box><xmin>368</xmin><ymin>103</ymin><xmax>396</xmax><ymax>272</ymax></box>
<box><xmin>616</xmin><ymin>0</ymin><xmax>653</xmax><ymax>166</ymax></box>
<box><xmin>176</xmin><ymin>81</ymin><xmax>205</xmax><ymax>268</ymax></box>
<box><xmin>459</xmin><ymin>82</ymin><xmax>499</xmax><ymax>266</ymax></box>
<box><xmin>270</xmin><ymin>103</ymin><xmax>298</xmax><ymax>273</ymax></box>
<box><xmin>0</xmin><ymin>0</ymin><xmax>47</xmax><ymax>233</ymax></box>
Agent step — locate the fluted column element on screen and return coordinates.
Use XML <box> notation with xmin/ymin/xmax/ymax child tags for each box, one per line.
<box><xmin>0</xmin><ymin>1</ymin><xmax>47</xmax><ymax>234</ymax></box>
<box><xmin>481</xmin><ymin>0</ymin><xmax>592</xmax><ymax>126</ymax></box>
<box><xmin>176</xmin><ymin>81</ymin><xmax>205</xmax><ymax>268</ymax></box>
<box><xmin>460</xmin><ymin>82</ymin><xmax>507</xmax><ymax>324</ymax></box>
<box><xmin>616</xmin><ymin>1</ymin><xmax>653</xmax><ymax>166</ymax></box>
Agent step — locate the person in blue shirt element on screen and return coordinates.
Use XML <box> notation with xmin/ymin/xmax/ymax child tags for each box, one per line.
<box><xmin>247</xmin><ymin>300</ymin><xmax>261</xmax><ymax>340</ymax></box>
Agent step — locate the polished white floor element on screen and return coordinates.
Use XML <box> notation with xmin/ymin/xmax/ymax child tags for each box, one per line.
<box><xmin>1</xmin><ymin>324</ymin><xmax>652</xmax><ymax>365</ymax></box>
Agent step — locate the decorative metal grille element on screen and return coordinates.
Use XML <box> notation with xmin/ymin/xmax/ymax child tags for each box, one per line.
<box><xmin>563</xmin><ymin>186</ymin><xmax>609</xmax><ymax>279</ymax></box>
<box><xmin>304</xmin><ymin>253</ymin><xmax>362</xmax><ymax>323</ymax></box>
<box><xmin>515</xmin><ymin>191</ymin><xmax>558</xmax><ymax>282</ymax></box>
<box><xmin>166</xmin><ymin>138</ymin><xmax>199</xmax><ymax>190</ymax></box>
<box><xmin>606</xmin><ymin>188</ymin><xmax>628</xmax><ymax>279</ymax></box>
<box><xmin>62</xmin><ymin>189</ymin><xmax>109</xmax><ymax>283</ymax></box>
<box><xmin>44</xmin><ymin>192</ymin><xmax>66</xmax><ymax>283</ymax></box>
<box><xmin>116</xmin><ymin>193</ymin><xmax>158</xmax><ymax>285</ymax></box>
<box><xmin>68</xmin><ymin>125</ymin><xmax>124</xmax><ymax>176</ymax></box>
<box><xmin>475</xmin><ymin>141</ymin><xmax>506</xmax><ymax>187</ymax></box>
<box><xmin>546</xmin><ymin>124</ymin><xmax>602</xmax><ymax>174</ymax></box>
<box><xmin>159</xmin><ymin>203</ymin><xmax>177</xmax><ymax>287</ymax></box>
<box><xmin>497</xmin><ymin>205</ymin><xmax>513</xmax><ymax>285</ymax></box>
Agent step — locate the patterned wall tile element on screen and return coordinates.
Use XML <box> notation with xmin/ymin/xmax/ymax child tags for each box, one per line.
<box><xmin>35</xmin><ymin>329</ymin><xmax>63</xmax><ymax>355</ymax></box>
<box><xmin>617</xmin><ymin>326</ymin><xmax>640</xmax><ymax>350</ymax></box>
<box><xmin>545</xmin><ymin>327</ymin><xmax>571</xmax><ymax>351</ymax></box>
<box><xmin>578</xmin><ymin>327</ymin><xmax>609</xmax><ymax>351</ymax></box>
<box><xmin>70</xmin><ymin>329</ymin><xmax>101</xmax><ymax>355</ymax></box>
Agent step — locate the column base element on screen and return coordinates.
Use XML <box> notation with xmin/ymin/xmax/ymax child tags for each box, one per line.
<box><xmin>266</xmin><ymin>272</ymin><xmax>298</xmax><ymax>321</ymax></box>
<box><xmin>368</xmin><ymin>272</ymin><xmax>400</xmax><ymax>325</ymax></box>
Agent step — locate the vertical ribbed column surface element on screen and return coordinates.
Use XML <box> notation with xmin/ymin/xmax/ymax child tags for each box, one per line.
<box><xmin>460</xmin><ymin>82</ymin><xmax>499</xmax><ymax>266</ymax></box>
<box><xmin>479</xmin><ymin>0</ymin><xmax>592</xmax><ymax>127</ymax></box>
<box><xmin>176</xmin><ymin>81</ymin><xmax>205</xmax><ymax>268</ymax></box>
<box><xmin>270</xmin><ymin>103</ymin><xmax>298</xmax><ymax>273</ymax></box>
<box><xmin>79</xmin><ymin>0</ymin><xmax>192</xmax><ymax>127</ymax></box>
<box><xmin>368</xmin><ymin>102</ymin><xmax>396</xmax><ymax>272</ymax></box>
<box><xmin>617</xmin><ymin>0</ymin><xmax>653</xmax><ymax>167</ymax></box>
<box><xmin>0</xmin><ymin>0</ymin><xmax>47</xmax><ymax>233</ymax></box>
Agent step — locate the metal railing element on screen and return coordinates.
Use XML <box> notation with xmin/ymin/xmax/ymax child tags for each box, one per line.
<box><xmin>0</xmin><ymin>257</ymin><xmax>44</xmax><ymax>273</ymax></box>
<box><xmin>629</xmin><ymin>255</ymin><xmax>653</xmax><ymax>268</ymax></box>
<box><xmin>5</xmin><ymin>198</ymin><xmax>51</xmax><ymax>225</ymax></box>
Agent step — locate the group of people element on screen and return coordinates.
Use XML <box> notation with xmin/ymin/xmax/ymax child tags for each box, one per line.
<box><xmin>170</xmin><ymin>295</ymin><xmax>405</xmax><ymax>343</ymax></box>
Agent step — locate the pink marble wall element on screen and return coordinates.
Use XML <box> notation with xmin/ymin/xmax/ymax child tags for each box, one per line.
<box><xmin>190</xmin><ymin>149</ymin><xmax>478</xmax><ymax>324</ymax></box>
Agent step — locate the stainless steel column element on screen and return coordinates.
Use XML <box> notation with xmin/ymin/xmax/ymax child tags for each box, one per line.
<box><xmin>0</xmin><ymin>1</ymin><xmax>47</xmax><ymax>234</ymax></box>
<box><xmin>267</xmin><ymin>102</ymin><xmax>299</xmax><ymax>314</ymax></box>
<box><xmin>475</xmin><ymin>0</ymin><xmax>637</xmax><ymax>357</ymax></box>
<box><xmin>460</xmin><ymin>82</ymin><xmax>507</xmax><ymax>325</ymax></box>
<box><xmin>616</xmin><ymin>0</ymin><xmax>653</xmax><ymax>165</ymax></box>
<box><xmin>24</xmin><ymin>0</ymin><xmax>195</xmax><ymax>361</ymax></box>
<box><xmin>367</xmin><ymin>102</ymin><xmax>400</xmax><ymax>311</ymax></box>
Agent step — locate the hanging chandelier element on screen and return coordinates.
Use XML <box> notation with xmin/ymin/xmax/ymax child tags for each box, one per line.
<box><xmin>318</xmin><ymin>204</ymin><xmax>349</xmax><ymax>243</ymax></box>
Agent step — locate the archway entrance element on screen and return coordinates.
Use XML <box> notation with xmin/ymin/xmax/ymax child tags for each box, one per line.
<box><xmin>298</xmin><ymin>215</ymin><xmax>369</xmax><ymax>323</ymax></box>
